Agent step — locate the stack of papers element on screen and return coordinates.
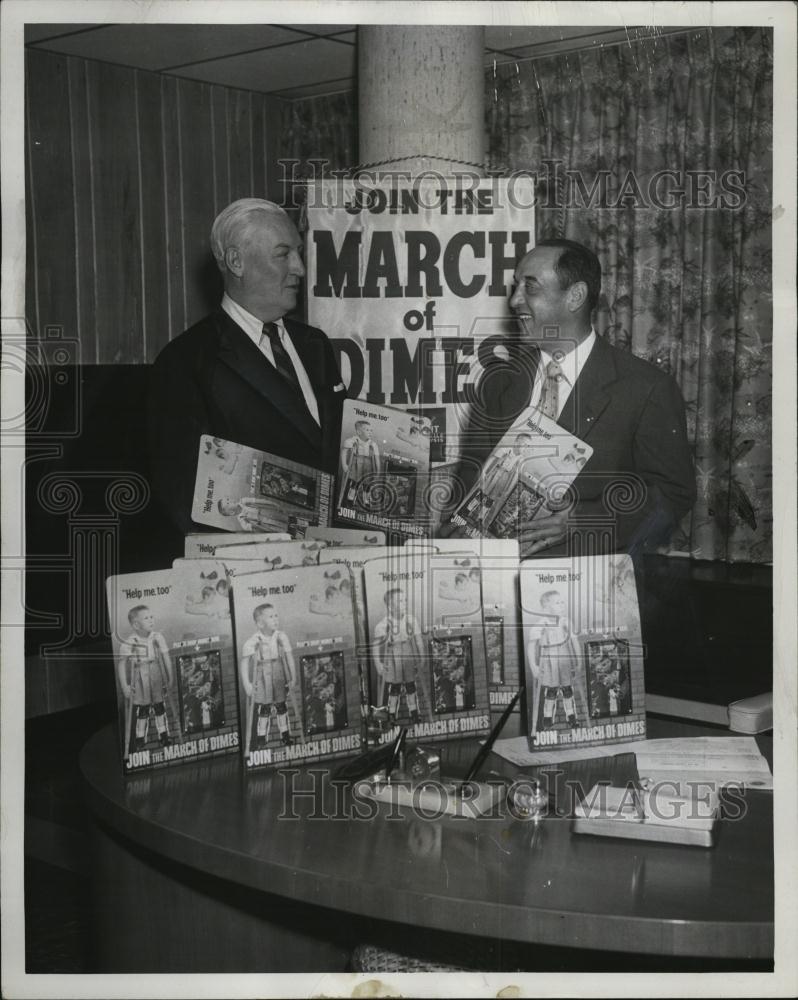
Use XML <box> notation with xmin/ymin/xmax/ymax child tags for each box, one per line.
<box><xmin>491</xmin><ymin>735</ymin><xmax>772</xmax><ymax>790</ymax></box>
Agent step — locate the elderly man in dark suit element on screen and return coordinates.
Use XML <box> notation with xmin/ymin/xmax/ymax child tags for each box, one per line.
<box><xmin>148</xmin><ymin>198</ymin><xmax>346</xmax><ymax>538</ymax></box>
<box><xmin>446</xmin><ymin>238</ymin><xmax>696</xmax><ymax>559</ymax></box>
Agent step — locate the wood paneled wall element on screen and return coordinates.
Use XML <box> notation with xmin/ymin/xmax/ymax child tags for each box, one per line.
<box><xmin>25</xmin><ymin>49</ymin><xmax>285</xmax><ymax>363</ymax></box>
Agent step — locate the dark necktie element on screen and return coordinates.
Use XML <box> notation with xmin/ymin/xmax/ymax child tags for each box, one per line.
<box><xmin>261</xmin><ymin>321</ymin><xmax>301</xmax><ymax>391</ymax></box>
<box><xmin>538</xmin><ymin>359</ymin><xmax>565</xmax><ymax>419</ymax></box>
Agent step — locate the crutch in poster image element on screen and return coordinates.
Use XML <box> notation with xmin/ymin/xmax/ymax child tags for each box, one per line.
<box><xmin>339</xmin><ymin>419</ymin><xmax>380</xmax><ymax>507</ymax></box>
<box><xmin>240</xmin><ymin>604</ymin><xmax>297</xmax><ymax>757</ymax></box>
<box><xmin>217</xmin><ymin>495</ymin><xmax>288</xmax><ymax>533</ymax></box>
<box><xmin>482</xmin><ymin>432</ymin><xmax>534</xmax><ymax>498</ymax></box>
<box><xmin>528</xmin><ymin>590</ymin><xmax>581</xmax><ymax>730</ymax></box>
<box><xmin>117</xmin><ymin>605</ymin><xmax>175</xmax><ymax>757</ymax></box>
<box><xmin>372</xmin><ymin>588</ymin><xmax>424</xmax><ymax>725</ymax></box>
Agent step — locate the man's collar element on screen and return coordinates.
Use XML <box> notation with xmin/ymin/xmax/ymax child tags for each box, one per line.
<box><xmin>490</xmin><ymin>327</ymin><xmax>595</xmax><ymax>374</ymax></box>
<box><xmin>221</xmin><ymin>293</ymin><xmax>285</xmax><ymax>339</ymax></box>
<box><xmin>540</xmin><ymin>328</ymin><xmax>596</xmax><ymax>385</ymax></box>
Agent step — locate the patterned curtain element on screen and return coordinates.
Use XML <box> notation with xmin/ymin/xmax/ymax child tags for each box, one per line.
<box><xmin>487</xmin><ymin>28</ymin><xmax>773</xmax><ymax>563</ymax></box>
<box><xmin>280</xmin><ymin>93</ymin><xmax>358</xmax><ymax>212</ymax></box>
<box><xmin>280</xmin><ymin>27</ymin><xmax>773</xmax><ymax>563</ymax></box>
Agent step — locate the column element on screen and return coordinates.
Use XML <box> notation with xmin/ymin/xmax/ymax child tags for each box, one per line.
<box><xmin>358</xmin><ymin>25</ymin><xmax>485</xmax><ymax>174</ymax></box>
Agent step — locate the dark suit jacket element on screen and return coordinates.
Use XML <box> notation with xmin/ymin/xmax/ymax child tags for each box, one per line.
<box><xmin>147</xmin><ymin>309</ymin><xmax>345</xmax><ymax>538</ymax></box>
<box><xmin>450</xmin><ymin>334</ymin><xmax>696</xmax><ymax>558</ymax></box>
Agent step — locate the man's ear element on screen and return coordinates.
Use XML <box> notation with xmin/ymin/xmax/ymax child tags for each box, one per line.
<box><xmin>567</xmin><ymin>281</ymin><xmax>588</xmax><ymax>312</ymax></box>
<box><xmin>225</xmin><ymin>246</ymin><xmax>244</xmax><ymax>277</ymax></box>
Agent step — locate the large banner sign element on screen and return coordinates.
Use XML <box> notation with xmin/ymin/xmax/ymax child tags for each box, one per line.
<box><xmin>306</xmin><ymin>176</ymin><xmax>536</xmax><ymax>464</ymax></box>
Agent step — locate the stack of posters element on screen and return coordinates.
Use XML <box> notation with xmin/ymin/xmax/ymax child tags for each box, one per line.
<box><xmin>336</xmin><ymin>399</ymin><xmax>432</xmax><ymax>539</ymax></box>
<box><xmin>179</xmin><ymin>539</ymin><xmax>328</xmax><ymax>579</ymax></box>
<box><xmin>184</xmin><ymin>532</ymin><xmax>290</xmax><ymax>558</ymax></box>
<box><xmin>106</xmin><ymin>561</ymin><xmax>240</xmax><ymax>773</ymax></box>
<box><xmin>191</xmin><ymin>434</ymin><xmax>333</xmax><ymax>538</ymax></box>
<box><xmin>445</xmin><ymin>410</ymin><xmax>592</xmax><ymax>539</ymax></box>
<box><xmin>209</xmin><ymin>539</ymin><xmax>328</xmax><ymax>577</ymax></box>
<box><xmin>406</xmin><ymin>538</ymin><xmax>522</xmax><ymax>715</ymax></box>
<box><xmin>305</xmin><ymin>526</ymin><xmax>386</xmax><ymax>547</ymax></box>
<box><xmin>362</xmin><ymin>549</ymin><xmax>492</xmax><ymax>745</ymax></box>
<box><xmin>520</xmin><ymin>553</ymin><xmax>645</xmax><ymax>751</ymax></box>
<box><xmin>317</xmin><ymin>544</ymin><xmax>392</xmax><ymax>743</ymax></box>
<box><xmin>232</xmin><ymin>564</ymin><xmax>362</xmax><ymax>768</ymax></box>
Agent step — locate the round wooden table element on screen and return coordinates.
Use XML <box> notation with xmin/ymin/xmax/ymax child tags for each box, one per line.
<box><xmin>80</xmin><ymin>720</ymin><xmax>773</xmax><ymax>972</ymax></box>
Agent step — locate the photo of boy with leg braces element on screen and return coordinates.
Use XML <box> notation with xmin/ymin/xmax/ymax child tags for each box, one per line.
<box><xmin>372</xmin><ymin>588</ymin><xmax>424</xmax><ymax>724</ymax></box>
<box><xmin>118</xmin><ymin>605</ymin><xmax>175</xmax><ymax>756</ymax></box>
<box><xmin>528</xmin><ymin>589</ymin><xmax>581</xmax><ymax>730</ymax></box>
<box><xmin>240</xmin><ymin>604</ymin><xmax>297</xmax><ymax>756</ymax></box>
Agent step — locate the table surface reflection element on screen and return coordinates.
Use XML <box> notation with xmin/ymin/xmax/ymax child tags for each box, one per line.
<box><xmin>80</xmin><ymin>718</ymin><xmax>773</xmax><ymax>959</ymax></box>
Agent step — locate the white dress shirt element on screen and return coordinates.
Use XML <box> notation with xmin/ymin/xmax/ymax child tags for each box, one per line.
<box><xmin>221</xmin><ymin>293</ymin><xmax>320</xmax><ymax>425</ymax></box>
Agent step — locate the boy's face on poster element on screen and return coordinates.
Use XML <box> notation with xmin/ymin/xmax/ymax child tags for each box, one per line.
<box><xmin>388</xmin><ymin>591</ymin><xmax>405</xmax><ymax>617</ymax></box>
<box><xmin>132</xmin><ymin>609</ymin><xmax>155</xmax><ymax>635</ymax></box>
<box><xmin>257</xmin><ymin>607</ymin><xmax>280</xmax><ymax>632</ymax></box>
<box><xmin>514</xmin><ymin>434</ymin><xmax>533</xmax><ymax>454</ymax></box>
<box><xmin>542</xmin><ymin>593</ymin><xmax>567</xmax><ymax>617</ymax></box>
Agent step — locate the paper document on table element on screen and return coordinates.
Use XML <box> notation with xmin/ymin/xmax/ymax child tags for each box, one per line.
<box><xmin>491</xmin><ymin>735</ymin><xmax>772</xmax><ymax>790</ymax></box>
<box><xmin>491</xmin><ymin>736</ymin><xmax>625</xmax><ymax>767</ymax></box>
<box><xmin>634</xmin><ymin>736</ymin><xmax>772</xmax><ymax>791</ymax></box>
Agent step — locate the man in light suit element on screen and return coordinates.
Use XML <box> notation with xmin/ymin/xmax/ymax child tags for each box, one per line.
<box><xmin>147</xmin><ymin>198</ymin><xmax>346</xmax><ymax>540</ymax></box>
<box><xmin>448</xmin><ymin>238</ymin><xmax>696</xmax><ymax>559</ymax></box>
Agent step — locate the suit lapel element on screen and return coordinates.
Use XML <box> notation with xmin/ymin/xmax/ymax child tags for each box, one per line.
<box><xmin>285</xmin><ymin>316</ymin><xmax>334</xmax><ymax>455</ymax></box>
<box><xmin>285</xmin><ymin>317</ymin><xmax>325</xmax><ymax>385</ymax></box>
<box><xmin>557</xmin><ymin>335</ymin><xmax>616</xmax><ymax>441</ymax></box>
<box><xmin>287</xmin><ymin>317</ymin><xmax>342</xmax><ymax>460</ymax></box>
<box><xmin>215</xmin><ymin>310</ymin><xmax>322</xmax><ymax>449</ymax></box>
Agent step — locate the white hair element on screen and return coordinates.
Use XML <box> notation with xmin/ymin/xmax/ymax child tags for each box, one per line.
<box><xmin>210</xmin><ymin>198</ymin><xmax>289</xmax><ymax>272</ymax></box>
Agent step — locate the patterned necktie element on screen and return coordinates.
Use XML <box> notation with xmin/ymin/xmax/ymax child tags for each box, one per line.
<box><xmin>538</xmin><ymin>358</ymin><xmax>565</xmax><ymax>419</ymax></box>
<box><xmin>261</xmin><ymin>321</ymin><xmax>301</xmax><ymax>391</ymax></box>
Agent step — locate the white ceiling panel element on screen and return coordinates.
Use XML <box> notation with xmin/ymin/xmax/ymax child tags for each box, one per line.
<box><xmin>281</xmin><ymin>25</ymin><xmax>357</xmax><ymax>36</ymax></box>
<box><xmin>175</xmin><ymin>37</ymin><xmax>356</xmax><ymax>94</ymax></box>
<box><xmin>24</xmin><ymin>24</ymin><xmax>103</xmax><ymax>43</ymax></box>
<box><xmin>25</xmin><ymin>23</ymin><xmax>690</xmax><ymax>98</ymax></box>
<box><xmin>274</xmin><ymin>77</ymin><xmax>356</xmax><ymax>100</ymax></box>
<box><xmin>26</xmin><ymin>23</ymin><xmax>309</xmax><ymax>72</ymax></box>
<box><xmin>313</xmin><ymin>31</ymin><xmax>355</xmax><ymax>47</ymax></box>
